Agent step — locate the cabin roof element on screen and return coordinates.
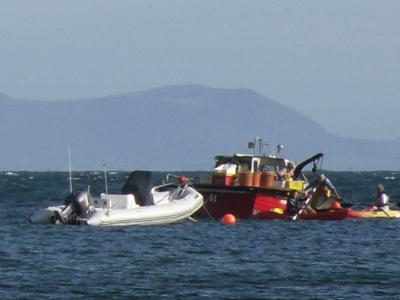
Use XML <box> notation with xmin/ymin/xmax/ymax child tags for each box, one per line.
<box><xmin>214</xmin><ymin>153</ymin><xmax>292</xmax><ymax>169</ymax></box>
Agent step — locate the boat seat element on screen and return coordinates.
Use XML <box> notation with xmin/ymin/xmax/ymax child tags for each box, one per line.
<box><xmin>121</xmin><ymin>170</ymin><xmax>155</xmax><ymax>206</ymax></box>
<box><xmin>100</xmin><ymin>193</ymin><xmax>138</xmax><ymax>209</ymax></box>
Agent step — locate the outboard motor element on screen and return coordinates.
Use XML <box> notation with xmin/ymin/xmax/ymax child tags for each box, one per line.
<box><xmin>57</xmin><ymin>191</ymin><xmax>91</xmax><ymax>224</ymax></box>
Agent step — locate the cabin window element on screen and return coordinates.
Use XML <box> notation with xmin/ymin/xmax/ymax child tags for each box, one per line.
<box><xmin>252</xmin><ymin>161</ymin><xmax>258</xmax><ymax>172</ymax></box>
<box><xmin>262</xmin><ymin>164</ymin><xmax>275</xmax><ymax>172</ymax></box>
<box><xmin>238</xmin><ymin>162</ymin><xmax>251</xmax><ymax>172</ymax></box>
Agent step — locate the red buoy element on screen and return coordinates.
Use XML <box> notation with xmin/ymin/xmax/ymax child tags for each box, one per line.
<box><xmin>178</xmin><ymin>176</ymin><xmax>189</xmax><ymax>186</ymax></box>
<box><xmin>221</xmin><ymin>213</ymin><xmax>236</xmax><ymax>224</ymax></box>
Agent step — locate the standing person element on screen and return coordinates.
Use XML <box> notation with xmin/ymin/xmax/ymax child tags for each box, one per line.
<box><xmin>366</xmin><ymin>184</ymin><xmax>390</xmax><ymax>211</ymax></box>
<box><xmin>278</xmin><ymin>162</ymin><xmax>295</xmax><ymax>181</ymax></box>
<box><xmin>307</xmin><ymin>174</ymin><xmax>341</xmax><ymax>211</ymax></box>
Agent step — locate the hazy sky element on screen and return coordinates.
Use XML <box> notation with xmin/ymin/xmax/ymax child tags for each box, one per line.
<box><xmin>1</xmin><ymin>1</ymin><xmax>399</xmax><ymax>140</ymax></box>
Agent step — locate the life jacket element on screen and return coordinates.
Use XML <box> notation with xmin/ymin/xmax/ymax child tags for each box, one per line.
<box><xmin>375</xmin><ymin>193</ymin><xmax>389</xmax><ymax>208</ymax></box>
<box><xmin>281</xmin><ymin>169</ymin><xmax>294</xmax><ymax>181</ymax></box>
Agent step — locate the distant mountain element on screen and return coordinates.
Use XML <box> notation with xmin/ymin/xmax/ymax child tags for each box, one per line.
<box><xmin>0</xmin><ymin>85</ymin><xmax>398</xmax><ymax>171</ymax></box>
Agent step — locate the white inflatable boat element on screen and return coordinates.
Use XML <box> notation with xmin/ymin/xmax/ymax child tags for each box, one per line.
<box><xmin>30</xmin><ymin>171</ymin><xmax>204</xmax><ymax>226</ymax></box>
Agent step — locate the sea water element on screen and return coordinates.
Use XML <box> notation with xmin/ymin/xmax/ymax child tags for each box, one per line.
<box><xmin>1</xmin><ymin>171</ymin><xmax>400</xmax><ymax>299</ymax></box>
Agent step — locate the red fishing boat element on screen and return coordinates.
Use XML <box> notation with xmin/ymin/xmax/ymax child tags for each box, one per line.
<box><xmin>193</xmin><ymin>138</ymin><xmax>324</xmax><ymax>219</ymax></box>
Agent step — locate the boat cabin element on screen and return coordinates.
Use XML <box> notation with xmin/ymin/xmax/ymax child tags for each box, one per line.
<box><xmin>214</xmin><ymin>153</ymin><xmax>291</xmax><ymax>174</ymax></box>
<box><xmin>212</xmin><ymin>153</ymin><xmax>300</xmax><ymax>189</ymax></box>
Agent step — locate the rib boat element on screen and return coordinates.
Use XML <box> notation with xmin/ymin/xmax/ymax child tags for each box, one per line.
<box><xmin>30</xmin><ymin>171</ymin><xmax>204</xmax><ymax>226</ymax></box>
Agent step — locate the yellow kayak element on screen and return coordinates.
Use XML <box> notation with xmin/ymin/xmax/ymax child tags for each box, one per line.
<box><xmin>348</xmin><ymin>209</ymin><xmax>400</xmax><ymax>218</ymax></box>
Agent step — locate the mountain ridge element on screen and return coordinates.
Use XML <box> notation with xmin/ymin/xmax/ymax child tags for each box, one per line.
<box><xmin>0</xmin><ymin>85</ymin><xmax>398</xmax><ymax>171</ymax></box>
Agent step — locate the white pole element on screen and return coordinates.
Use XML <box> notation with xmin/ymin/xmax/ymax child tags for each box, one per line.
<box><xmin>68</xmin><ymin>146</ymin><xmax>73</xmax><ymax>193</ymax></box>
<box><xmin>103</xmin><ymin>163</ymin><xmax>108</xmax><ymax>194</ymax></box>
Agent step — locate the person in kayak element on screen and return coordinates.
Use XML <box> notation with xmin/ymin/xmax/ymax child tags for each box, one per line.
<box><xmin>286</xmin><ymin>190</ymin><xmax>315</xmax><ymax>217</ymax></box>
<box><xmin>306</xmin><ymin>174</ymin><xmax>341</xmax><ymax>212</ymax></box>
<box><xmin>366</xmin><ymin>184</ymin><xmax>390</xmax><ymax>211</ymax></box>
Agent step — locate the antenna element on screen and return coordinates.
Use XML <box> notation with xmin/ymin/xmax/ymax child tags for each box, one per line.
<box><xmin>277</xmin><ymin>144</ymin><xmax>284</xmax><ymax>156</ymax></box>
<box><xmin>103</xmin><ymin>163</ymin><xmax>109</xmax><ymax>194</ymax></box>
<box><xmin>249</xmin><ymin>137</ymin><xmax>269</xmax><ymax>155</ymax></box>
<box><xmin>68</xmin><ymin>146</ymin><xmax>73</xmax><ymax>193</ymax></box>
<box><xmin>255</xmin><ymin>137</ymin><xmax>265</xmax><ymax>155</ymax></box>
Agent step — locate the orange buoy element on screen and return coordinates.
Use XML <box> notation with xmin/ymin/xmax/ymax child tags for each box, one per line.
<box><xmin>221</xmin><ymin>213</ymin><xmax>236</xmax><ymax>224</ymax></box>
<box><xmin>331</xmin><ymin>200</ymin><xmax>342</xmax><ymax>209</ymax></box>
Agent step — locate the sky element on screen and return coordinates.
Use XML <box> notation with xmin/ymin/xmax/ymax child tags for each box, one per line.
<box><xmin>0</xmin><ymin>0</ymin><xmax>399</xmax><ymax>140</ymax></box>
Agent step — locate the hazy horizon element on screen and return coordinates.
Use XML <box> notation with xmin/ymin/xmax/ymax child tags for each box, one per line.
<box><xmin>1</xmin><ymin>1</ymin><xmax>399</xmax><ymax>141</ymax></box>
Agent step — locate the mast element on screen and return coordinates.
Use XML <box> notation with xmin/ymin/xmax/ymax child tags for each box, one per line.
<box><xmin>68</xmin><ymin>146</ymin><xmax>73</xmax><ymax>193</ymax></box>
<box><xmin>103</xmin><ymin>163</ymin><xmax>109</xmax><ymax>194</ymax></box>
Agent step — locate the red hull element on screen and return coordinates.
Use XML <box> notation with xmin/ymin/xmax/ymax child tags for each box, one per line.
<box><xmin>193</xmin><ymin>184</ymin><xmax>288</xmax><ymax>218</ymax></box>
<box><xmin>192</xmin><ymin>149</ymin><xmax>324</xmax><ymax>219</ymax></box>
<box><xmin>255</xmin><ymin>208</ymin><xmax>350</xmax><ymax>221</ymax></box>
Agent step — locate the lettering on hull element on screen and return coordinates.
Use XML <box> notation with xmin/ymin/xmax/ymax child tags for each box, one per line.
<box><xmin>206</xmin><ymin>193</ymin><xmax>217</xmax><ymax>203</ymax></box>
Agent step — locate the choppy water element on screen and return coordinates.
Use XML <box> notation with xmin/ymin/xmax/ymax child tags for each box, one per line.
<box><xmin>1</xmin><ymin>171</ymin><xmax>400</xmax><ymax>299</ymax></box>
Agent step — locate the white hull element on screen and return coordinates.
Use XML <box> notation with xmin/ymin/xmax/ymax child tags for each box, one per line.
<box><xmin>30</xmin><ymin>185</ymin><xmax>204</xmax><ymax>226</ymax></box>
<box><xmin>88</xmin><ymin>186</ymin><xmax>203</xmax><ymax>226</ymax></box>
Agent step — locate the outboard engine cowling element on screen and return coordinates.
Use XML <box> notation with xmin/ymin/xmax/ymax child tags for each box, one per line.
<box><xmin>57</xmin><ymin>191</ymin><xmax>91</xmax><ymax>224</ymax></box>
